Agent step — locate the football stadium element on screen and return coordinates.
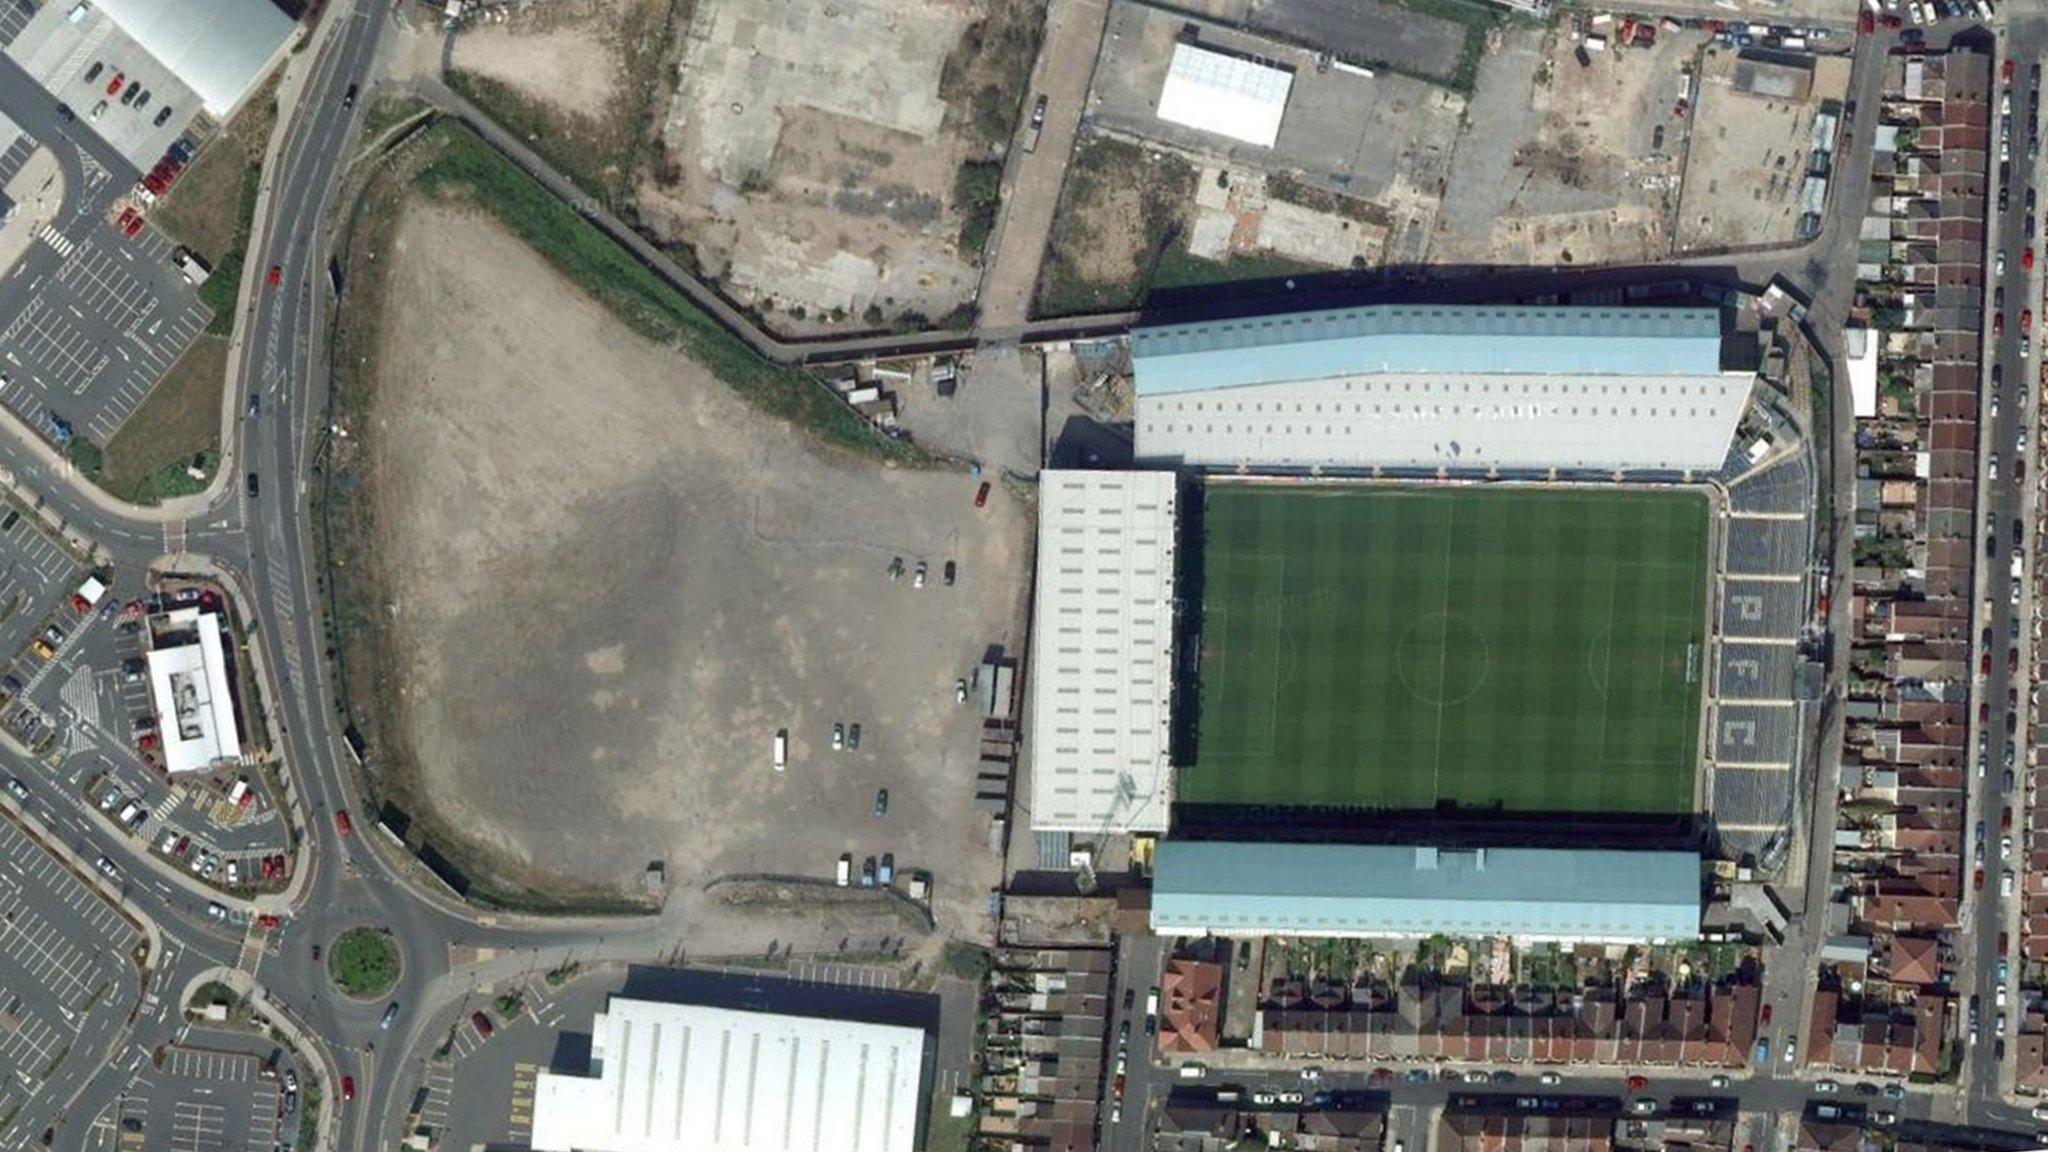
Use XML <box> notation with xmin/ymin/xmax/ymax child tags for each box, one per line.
<box><xmin>1026</xmin><ymin>301</ymin><xmax>1791</xmax><ymax>941</ymax></box>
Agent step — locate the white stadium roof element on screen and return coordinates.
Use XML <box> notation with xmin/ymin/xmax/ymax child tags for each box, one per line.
<box><xmin>1156</xmin><ymin>42</ymin><xmax>1292</xmax><ymax>148</ymax></box>
<box><xmin>530</xmin><ymin>998</ymin><xmax>925</xmax><ymax>1152</ymax></box>
<box><xmin>95</xmin><ymin>0</ymin><xmax>297</xmax><ymax>117</ymax></box>
<box><xmin>1133</xmin><ymin>304</ymin><xmax>1754</xmax><ymax>473</ymax></box>
<box><xmin>1028</xmin><ymin>471</ymin><xmax>1178</xmax><ymax>834</ymax></box>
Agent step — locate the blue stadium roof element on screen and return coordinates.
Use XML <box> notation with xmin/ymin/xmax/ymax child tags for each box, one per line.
<box><xmin>1151</xmin><ymin>842</ymin><xmax>1701</xmax><ymax>943</ymax></box>
<box><xmin>1132</xmin><ymin>304</ymin><xmax>1727</xmax><ymax>396</ymax></box>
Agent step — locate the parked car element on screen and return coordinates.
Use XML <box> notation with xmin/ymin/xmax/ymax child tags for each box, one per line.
<box><xmin>472</xmin><ymin>1011</ymin><xmax>494</xmax><ymax>1038</ymax></box>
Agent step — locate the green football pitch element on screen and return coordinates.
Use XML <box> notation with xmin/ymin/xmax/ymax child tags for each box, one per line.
<box><xmin>1180</xmin><ymin>484</ymin><xmax>1708</xmax><ymax>814</ymax></box>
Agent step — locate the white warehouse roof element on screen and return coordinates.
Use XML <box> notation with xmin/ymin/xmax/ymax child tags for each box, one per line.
<box><xmin>1134</xmin><ymin>304</ymin><xmax>1754</xmax><ymax>473</ymax></box>
<box><xmin>1028</xmin><ymin>471</ymin><xmax>1179</xmax><ymax>834</ymax></box>
<box><xmin>95</xmin><ymin>0</ymin><xmax>297</xmax><ymax>117</ymax></box>
<box><xmin>529</xmin><ymin>998</ymin><xmax>926</xmax><ymax>1152</ymax></box>
<box><xmin>145</xmin><ymin>608</ymin><xmax>243</xmax><ymax>775</ymax></box>
<box><xmin>1156</xmin><ymin>42</ymin><xmax>1293</xmax><ymax>148</ymax></box>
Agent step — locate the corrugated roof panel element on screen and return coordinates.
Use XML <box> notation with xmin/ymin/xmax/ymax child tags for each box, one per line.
<box><xmin>1151</xmin><ymin>842</ymin><xmax>1700</xmax><ymax>942</ymax></box>
<box><xmin>1132</xmin><ymin>304</ymin><xmax>1727</xmax><ymax>395</ymax></box>
<box><xmin>95</xmin><ymin>0</ymin><xmax>297</xmax><ymax>117</ymax></box>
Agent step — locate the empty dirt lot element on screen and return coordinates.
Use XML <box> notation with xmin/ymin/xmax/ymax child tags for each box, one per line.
<box><xmin>357</xmin><ymin>202</ymin><xmax>1026</xmax><ymax>934</ymax></box>
<box><xmin>1431</xmin><ymin>22</ymin><xmax>1703</xmax><ymax>266</ymax></box>
<box><xmin>637</xmin><ymin>0</ymin><xmax>1039</xmax><ymax>329</ymax></box>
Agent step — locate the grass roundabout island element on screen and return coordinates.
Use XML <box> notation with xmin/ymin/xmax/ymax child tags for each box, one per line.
<box><xmin>328</xmin><ymin>927</ymin><xmax>402</xmax><ymax>999</ymax></box>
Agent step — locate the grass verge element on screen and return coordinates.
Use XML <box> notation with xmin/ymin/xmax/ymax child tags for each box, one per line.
<box><xmin>327</xmin><ymin>928</ymin><xmax>400</xmax><ymax>998</ymax></box>
<box><xmin>155</xmin><ymin>84</ymin><xmax>278</xmax><ymax>336</ymax></box>
<box><xmin>96</xmin><ymin>336</ymin><xmax>227</xmax><ymax>503</ymax></box>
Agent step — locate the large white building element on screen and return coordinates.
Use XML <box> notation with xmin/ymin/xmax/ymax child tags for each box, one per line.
<box><xmin>145</xmin><ymin>607</ymin><xmax>243</xmax><ymax>775</ymax></box>
<box><xmin>530</xmin><ymin>998</ymin><xmax>926</xmax><ymax>1152</ymax></box>
<box><xmin>1155</xmin><ymin>42</ymin><xmax>1293</xmax><ymax>148</ymax></box>
<box><xmin>1027</xmin><ymin>471</ymin><xmax>1179</xmax><ymax>835</ymax></box>
<box><xmin>93</xmin><ymin>0</ymin><xmax>298</xmax><ymax>118</ymax></box>
<box><xmin>1134</xmin><ymin>304</ymin><xmax>1754</xmax><ymax>473</ymax></box>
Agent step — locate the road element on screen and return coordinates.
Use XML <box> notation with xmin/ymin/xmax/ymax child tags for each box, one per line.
<box><xmin>1962</xmin><ymin>13</ymin><xmax>2048</xmax><ymax>1122</ymax></box>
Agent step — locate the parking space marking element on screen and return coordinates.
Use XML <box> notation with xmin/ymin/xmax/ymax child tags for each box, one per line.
<box><xmin>417</xmin><ymin>1065</ymin><xmax>452</xmax><ymax>1128</ymax></box>
<box><xmin>506</xmin><ymin>1062</ymin><xmax>537</xmax><ymax>1143</ymax></box>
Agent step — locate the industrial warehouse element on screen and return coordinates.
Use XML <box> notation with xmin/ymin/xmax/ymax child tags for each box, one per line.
<box><xmin>529</xmin><ymin>997</ymin><xmax>929</xmax><ymax>1152</ymax></box>
<box><xmin>1028</xmin><ymin>299</ymin><xmax>1782</xmax><ymax>945</ymax></box>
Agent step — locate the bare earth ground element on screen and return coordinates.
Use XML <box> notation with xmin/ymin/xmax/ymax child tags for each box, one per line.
<box><xmin>636</xmin><ymin>0</ymin><xmax>1028</xmax><ymax>328</ymax></box>
<box><xmin>1674</xmin><ymin>48</ymin><xmax>1850</xmax><ymax>252</ymax></box>
<box><xmin>1430</xmin><ymin>23</ymin><xmax>1700</xmax><ymax>266</ymax></box>
<box><xmin>447</xmin><ymin>6</ymin><xmax>619</xmax><ymax>119</ymax></box>
<box><xmin>367</xmin><ymin>203</ymin><xmax>1023</xmax><ymax>936</ymax></box>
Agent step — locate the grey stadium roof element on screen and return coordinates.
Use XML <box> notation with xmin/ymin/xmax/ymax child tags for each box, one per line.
<box><xmin>96</xmin><ymin>0</ymin><xmax>297</xmax><ymax>117</ymax></box>
<box><xmin>1132</xmin><ymin>304</ymin><xmax>1754</xmax><ymax>472</ymax></box>
<box><xmin>1151</xmin><ymin>841</ymin><xmax>1701</xmax><ymax>943</ymax></box>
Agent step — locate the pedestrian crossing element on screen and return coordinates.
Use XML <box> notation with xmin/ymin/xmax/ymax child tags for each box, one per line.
<box><xmin>35</xmin><ymin>226</ymin><xmax>75</xmax><ymax>259</ymax></box>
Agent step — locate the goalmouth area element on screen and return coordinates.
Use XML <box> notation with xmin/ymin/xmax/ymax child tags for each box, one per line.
<box><xmin>1178</xmin><ymin>483</ymin><xmax>1710</xmax><ymax>816</ymax></box>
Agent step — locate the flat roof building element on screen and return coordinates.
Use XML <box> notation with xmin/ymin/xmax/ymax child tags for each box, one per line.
<box><xmin>95</xmin><ymin>0</ymin><xmax>297</xmax><ymax>118</ymax></box>
<box><xmin>144</xmin><ymin>608</ymin><xmax>242</xmax><ymax>775</ymax></box>
<box><xmin>1156</xmin><ymin>42</ymin><xmax>1293</xmax><ymax>148</ymax></box>
<box><xmin>1028</xmin><ymin>471</ymin><xmax>1179</xmax><ymax>834</ymax></box>
<box><xmin>1152</xmin><ymin>842</ymin><xmax>1701</xmax><ymax>943</ymax></box>
<box><xmin>1134</xmin><ymin>304</ymin><xmax>1754</xmax><ymax>473</ymax></box>
<box><xmin>529</xmin><ymin>997</ymin><xmax>926</xmax><ymax>1152</ymax></box>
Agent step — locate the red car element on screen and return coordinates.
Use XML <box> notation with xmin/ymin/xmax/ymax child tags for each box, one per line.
<box><xmin>105</xmin><ymin>72</ymin><xmax>124</xmax><ymax>96</ymax></box>
<box><xmin>973</xmin><ymin>481</ymin><xmax>991</xmax><ymax>508</ymax></box>
<box><xmin>1858</xmin><ymin>10</ymin><xmax>1873</xmax><ymax>33</ymax></box>
<box><xmin>2006</xmin><ymin>59</ymin><xmax>2018</xmax><ymax>83</ymax></box>
<box><xmin>341</xmin><ymin>1075</ymin><xmax>354</xmax><ymax>1102</ymax></box>
<box><xmin>1976</xmin><ymin>866</ymin><xmax>1987</xmax><ymax>891</ymax></box>
<box><xmin>1761</xmin><ymin>1003</ymin><xmax>1773</xmax><ymax>1026</ymax></box>
<box><xmin>2024</xmin><ymin>309</ymin><xmax>2034</xmax><ymax>336</ymax></box>
<box><xmin>1881</xmin><ymin>13</ymin><xmax>1902</xmax><ymax>28</ymax></box>
<box><xmin>472</xmin><ymin>1011</ymin><xmax>495</xmax><ymax>1038</ymax></box>
<box><xmin>2026</xmin><ymin>247</ymin><xmax>2037</xmax><ymax>271</ymax></box>
<box><xmin>2003</xmin><ymin>805</ymin><xmax>2014</xmax><ymax>830</ymax></box>
<box><xmin>1625</xmin><ymin>1075</ymin><xmax>1648</xmax><ymax>1092</ymax></box>
<box><xmin>1996</xmin><ymin>311</ymin><xmax>2006</xmax><ymax>336</ymax></box>
<box><xmin>266</xmin><ymin>265</ymin><xmax>282</xmax><ymax>287</ymax></box>
<box><xmin>334</xmin><ymin>810</ymin><xmax>353</xmax><ymax>836</ymax></box>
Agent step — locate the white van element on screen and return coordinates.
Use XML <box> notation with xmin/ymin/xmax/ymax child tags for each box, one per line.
<box><xmin>835</xmin><ymin>853</ymin><xmax>852</xmax><ymax>887</ymax></box>
<box><xmin>773</xmin><ymin>729</ymin><xmax>788</xmax><ymax>772</ymax></box>
<box><xmin>1179</xmin><ymin>1063</ymin><xmax>1207</xmax><ymax>1079</ymax></box>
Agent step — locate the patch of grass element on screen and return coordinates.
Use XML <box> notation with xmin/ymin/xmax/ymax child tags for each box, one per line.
<box><xmin>97</xmin><ymin>335</ymin><xmax>227</xmax><ymax>503</ymax></box>
<box><xmin>1181</xmin><ymin>485</ymin><xmax>1708</xmax><ymax>813</ymax></box>
<box><xmin>954</xmin><ymin>160</ymin><xmax>1002</xmax><ymax>258</ymax></box>
<box><xmin>409</xmin><ymin>122</ymin><xmax>924</xmax><ymax>463</ymax></box>
<box><xmin>155</xmin><ymin>87</ymin><xmax>277</xmax><ymax>337</ymax></box>
<box><xmin>545</xmin><ymin>960</ymin><xmax>581</xmax><ymax>987</ymax></box>
<box><xmin>326</xmin><ymin>928</ymin><xmax>400</xmax><ymax>998</ymax></box>
<box><xmin>64</xmin><ymin>437</ymin><xmax>103</xmax><ymax>477</ymax></box>
<box><xmin>359</xmin><ymin>94</ymin><xmax>430</xmax><ymax>144</ymax></box>
<box><xmin>939</xmin><ymin>0</ymin><xmax>1046</xmax><ymax>152</ymax></box>
<box><xmin>295</xmin><ymin>1081</ymin><xmax>321</xmax><ymax>1150</ymax></box>
<box><xmin>925</xmin><ymin>1098</ymin><xmax>974</xmax><ymax>1152</ymax></box>
<box><xmin>1384</xmin><ymin>0</ymin><xmax>1503</xmax><ymax>93</ymax></box>
<box><xmin>444</xmin><ymin>0</ymin><xmax>672</xmax><ymax>207</ymax></box>
<box><xmin>1265</xmin><ymin>172</ymin><xmax>1393</xmax><ymax>228</ymax></box>
<box><xmin>941</xmin><ymin>941</ymin><xmax>991</xmax><ymax>982</ymax></box>
<box><xmin>1036</xmin><ymin>134</ymin><xmax>1196</xmax><ymax>316</ymax></box>
<box><xmin>1151</xmin><ymin>246</ymin><xmax>1325</xmax><ymax>293</ymax></box>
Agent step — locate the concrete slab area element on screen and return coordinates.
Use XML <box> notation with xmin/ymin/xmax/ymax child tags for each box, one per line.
<box><xmin>3</xmin><ymin>0</ymin><xmax>199</xmax><ymax>172</ymax></box>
